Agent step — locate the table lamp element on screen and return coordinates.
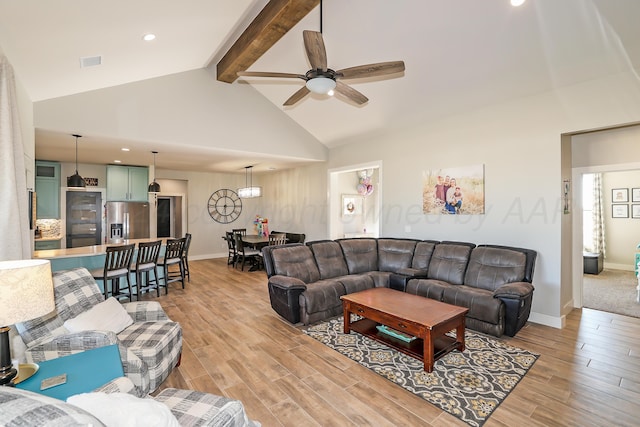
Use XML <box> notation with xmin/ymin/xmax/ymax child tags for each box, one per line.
<box><xmin>0</xmin><ymin>259</ymin><xmax>55</xmax><ymax>386</ymax></box>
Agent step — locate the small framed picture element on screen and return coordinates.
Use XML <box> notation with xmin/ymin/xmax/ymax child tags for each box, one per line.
<box><xmin>342</xmin><ymin>194</ymin><xmax>362</xmax><ymax>216</ymax></box>
<box><xmin>612</xmin><ymin>204</ymin><xmax>629</xmax><ymax>218</ymax></box>
<box><xmin>632</xmin><ymin>188</ymin><xmax>640</xmax><ymax>203</ymax></box>
<box><xmin>632</xmin><ymin>204</ymin><xmax>640</xmax><ymax>219</ymax></box>
<box><xmin>612</xmin><ymin>188</ymin><xmax>629</xmax><ymax>203</ymax></box>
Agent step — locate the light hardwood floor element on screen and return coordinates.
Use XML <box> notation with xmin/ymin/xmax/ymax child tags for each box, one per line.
<box><xmin>151</xmin><ymin>258</ymin><xmax>640</xmax><ymax>426</ymax></box>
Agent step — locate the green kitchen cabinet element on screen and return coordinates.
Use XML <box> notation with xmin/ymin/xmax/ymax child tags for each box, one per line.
<box><xmin>106</xmin><ymin>165</ymin><xmax>149</xmax><ymax>201</ymax></box>
<box><xmin>35</xmin><ymin>160</ymin><xmax>61</xmax><ymax>219</ymax></box>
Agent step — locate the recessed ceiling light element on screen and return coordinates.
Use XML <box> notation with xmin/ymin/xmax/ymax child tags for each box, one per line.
<box><xmin>511</xmin><ymin>0</ymin><xmax>526</xmax><ymax>6</ymax></box>
<box><xmin>121</xmin><ymin>148</ymin><xmax>130</xmax><ymax>152</ymax></box>
<box><xmin>143</xmin><ymin>33</ymin><xmax>156</xmax><ymax>41</ymax></box>
<box><xmin>114</xmin><ymin>160</ymin><xmax>122</xmax><ymax>163</ymax></box>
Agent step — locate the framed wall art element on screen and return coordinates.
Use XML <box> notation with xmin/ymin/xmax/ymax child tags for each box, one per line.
<box><xmin>612</xmin><ymin>204</ymin><xmax>629</xmax><ymax>218</ymax></box>
<box><xmin>632</xmin><ymin>204</ymin><xmax>640</xmax><ymax>219</ymax></box>
<box><xmin>612</xmin><ymin>188</ymin><xmax>629</xmax><ymax>203</ymax></box>
<box><xmin>632</xmin><ymin>188</ymin><xmax>640</xmax><ymax>203</ymax></box>
<box><xmin>342</xmin><ymin>194</ymin><xmax>363</xmax><ymax>216</ymax></box>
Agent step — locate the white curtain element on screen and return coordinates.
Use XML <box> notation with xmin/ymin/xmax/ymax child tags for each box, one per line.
<box><xmin>592</xmin><ymin>173</ymin><xmax>605</xmax><ymax>257</ymax></box>
<box><xmin>0</xmin><ymin>54</ymin><xmax>31</xmax><ymax>260</ymax></box>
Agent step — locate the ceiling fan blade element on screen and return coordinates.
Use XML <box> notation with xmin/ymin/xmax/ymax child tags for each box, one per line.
<box><xmin>283</xmin><ymin>86</ymin><xmax>311</xmax><ymax>106</ymax></box>
<box><xmin>336</xmin><ymin>61</ymin><xmax>405</xmax><ymax>79</ymax></box>
<box><xmin>334</xmin><ymin>81</ymin><xmax>368</xmax><ymax>105</ymax></box>
<box><xmin>237</xmin><ymin>71</ymin><xmax>306</xmax><ymax>79</ymax></box>
<box><xmin>303</xmin><ymin>30</ymin><xmax>327</xmax><ymax>71</ymax></box>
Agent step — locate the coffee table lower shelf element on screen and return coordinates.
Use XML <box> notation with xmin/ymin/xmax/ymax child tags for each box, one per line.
<box><xmin>350</xmin><ymin>318</ymin><xmax>460</xmax><ymax>366</ymax></box>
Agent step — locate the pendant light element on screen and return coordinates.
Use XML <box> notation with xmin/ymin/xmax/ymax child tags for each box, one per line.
<box><xmin>148</xmin><ymin>151</ymin><xmax>161</xmax><ymax>193</ymax></box>
<box><xmin>67</xmin><ymin>134</ymin><xmax>85</xmax><ymax>188</ymax></box>
<box><xmin>238</xmin><ymin>165</ymin><xmax>262</xmax><ymax>198</ymax></box>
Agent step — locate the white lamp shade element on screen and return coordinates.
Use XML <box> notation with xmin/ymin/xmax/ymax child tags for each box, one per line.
<box><xmin>306</xmin><ymin>77</ymin><xmax>336</xmax><ymax>94</ymax></box>
<box><xmin>0</xmin><ymin>260</ymin><xmax>55</xmax><ymax>326</ymax></box>
<box><xmin>238</xmin><ymin>186</ymin><xmax>262</xmax><ymax>198</ymax></box>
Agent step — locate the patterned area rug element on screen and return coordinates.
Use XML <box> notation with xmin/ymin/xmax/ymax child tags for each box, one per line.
<box><xmin>304</xmin><ymin>316</ymin><xmax>538</xmax><ymax>427</ymax></box>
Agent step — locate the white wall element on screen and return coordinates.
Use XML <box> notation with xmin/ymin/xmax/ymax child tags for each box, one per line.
<box><xmin>602</xmin><ymin>170</ymin><xmax>640</xmax><ymax>269</ymax></box>
<box><xmin>326</xmin><ymin>70</ymin><xmax>640</xmax><ymax>327</ymax></box>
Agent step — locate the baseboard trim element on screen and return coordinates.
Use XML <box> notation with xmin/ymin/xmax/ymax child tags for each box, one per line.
<box><xmin>528</xmin><ymin>311</ymin><xmax>565</xmax><ymax>329</ymax></box>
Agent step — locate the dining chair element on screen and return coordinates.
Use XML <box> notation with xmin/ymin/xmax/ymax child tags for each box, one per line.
<box><xmin>131</xmin><ymin>240</ymin><xmax>162</xmax><ymax>298</ymax></box>
<box><xmin>225</xmin><ymin>231</ymin><xmax>237</xmax><ymax>266</ymax></box>
<box><xmin>233</xmin><ymin>232</ymin><xmax>260</xmax><ymax>271</ymax></box>
<box><xmin>256</xmin><ymin>233</ymin><xmax>287</xmax><ymax>270</ymax></box>
<box><xmin>181</xmin><ymin>233</ymin><xmax>192</xmax><ymax>282</ymax></box>
<box><xmin>159</xmin><ymin>237</ymin><xmax>186</xmax><ymax>293</ymax></box>
<box><xmin>232</xmin><ymin>228</ymin><xmax>247</xmax><ymax>236</ymax></box>
<box><xmin>90</xmin><ymin>244</ymin><xmax>136</xmax><ymax>301</ymax></box>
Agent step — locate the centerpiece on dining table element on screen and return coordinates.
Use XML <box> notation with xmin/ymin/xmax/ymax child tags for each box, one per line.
<box><xmin>253</xmin><ymin>215</ymin><xmax>269</xmax><ymax>236</ymax></box>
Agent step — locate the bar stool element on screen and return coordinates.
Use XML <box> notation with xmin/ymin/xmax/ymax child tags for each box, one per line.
<box><xmin>132</xmin><ymin>240</ymin><xmax>162</xmax><ymax>298</ymax></box>
<box><xmin>181</xmin><ymin>233</ymin><xmax>192</xmax><ymax>282</ymax></box>
<box><xmin>159</xmin><ymin>237</ymin><xmax>186</xmax><ymax>294</ymax></box>
<box><xmin>91</xmin><ymin>244</ymin><xmax>135</xmax><ymax>301</ymax></box>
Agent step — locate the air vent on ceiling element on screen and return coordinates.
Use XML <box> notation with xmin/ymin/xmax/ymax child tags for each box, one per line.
<box><xmin>80</xmin><ymin>55</ymin><xmax>102</xmax><ymax>68</ymax></box>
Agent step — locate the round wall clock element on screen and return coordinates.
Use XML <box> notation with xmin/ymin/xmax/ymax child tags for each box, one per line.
<box><xmin>208</xmin><ymin>189</ymin><xmax>242</xmax><ymax>224</ymax></box>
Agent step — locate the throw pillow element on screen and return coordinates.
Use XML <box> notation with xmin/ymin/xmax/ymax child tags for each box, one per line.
<box><xmin>63</xmin><ymin>297</ymin><xmax>133</xmax><ymax>334</ymax></box>
<box><xmin>68</xmin><ymin>392</ymin><xmax>179</xmax><ymax>427</ymax></box>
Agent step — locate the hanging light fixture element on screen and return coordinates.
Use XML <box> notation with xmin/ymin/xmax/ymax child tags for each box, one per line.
<box><xmin>148</xmin><ymin>151</ymin><xmax>161</xmax><ymax>193</ymax></box>
<box><xmin>238</xmin><ymin>165</ymin><xmax>262</xmax><ymax>198</ymax></box>
<box><xmin>67</xmin><ymin>134</ymin><xmax>85</xmax><ymax>188</ymax></box>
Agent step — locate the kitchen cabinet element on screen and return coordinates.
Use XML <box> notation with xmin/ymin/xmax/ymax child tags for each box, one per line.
<box><xmin>35</xmin><ymin>160</ymin><xmax>61</xmax><ymax>219</ymax></box>
<box><xmin>106</xmin><ymin>166</ymin><xmax>149</xmax><ymax>201</ymax></box>
<box><xmin>35</xmin><ymin>239</ymin><xmax>61</xmax><ymax>250</ymax></box>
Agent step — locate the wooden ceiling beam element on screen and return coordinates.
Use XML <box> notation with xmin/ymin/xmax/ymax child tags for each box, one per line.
<box><xmin>216</xmin><ymin>0</ymin><xmax>319</xmax><ymax>83</ymax></box>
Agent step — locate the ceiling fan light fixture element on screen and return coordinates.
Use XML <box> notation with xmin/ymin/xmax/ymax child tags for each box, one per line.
<box><xmin>306</xmin><ymin>77</ymin><xmax>336</xmax><ymax>94</ymax></box>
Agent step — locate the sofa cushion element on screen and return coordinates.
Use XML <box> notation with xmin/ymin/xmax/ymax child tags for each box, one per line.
<box><xmin>271</xmin><ymin>245</ymin><xmax>320</xmax><ymax>284</ymax></box>
<box><xmin>441</xmin><ymin>285</ymin><xmax>504</xmax><ymax>325</ymax></box>
<box><xmin>337</xmin><ymin>274</ymin><xmax>375</xmax><ymax>293</ymax></box>
<box><xmin>338</xmin><ymin>238</ymin><xmax>378</xmax><ymax>274</ymax></box>
<box><xmin>16</xmin><ymin>267</ymin><xmax>104</xmax><ymax>346</ymax></box>
<box><xmin>405</xmin><ymin>278</ymin><xmax>449</xmax><ymax>301</ymax></box>
<box><xmin>308</xmin><ymin>240</ymin><xmax>349</xmax><ymax>279</ymax></box>
<box><xmin>64</xmin><ymin>297</ymin><xmax>133</xmax><ymax>334</ymax></box>
<box><xmin>67</xmin><ymin>392</ymin><xmax>179</xmax><ymax>427</ymax></box>
<box><xmin>299</xmin><ymin>280</ymin><xmax>346</xmax><ymax>315</ymax></box>
<box><xmin>464</xmin><ymin>247</ymin><xmax>527</xmax><ymax>291</ymax></box>
<box><xmin>377</xmin><ymin>239</ymin><xmax>418</xmax><ymax>272</ymax></box>
<box><xmin>412</xmin><ymin>241</ymin><xmax>438</xmax><ymax>269</ymax></box>
<box><xmin>427</xmin><ymin>243</ymin><xmax>473</xmax><ymax>285</ymax></box>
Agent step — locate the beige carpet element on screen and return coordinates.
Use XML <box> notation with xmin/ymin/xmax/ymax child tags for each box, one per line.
<box><xmin>583</xmin><ymin>269</ymin><xmax>640</xmax><ymax>318</ymax></box>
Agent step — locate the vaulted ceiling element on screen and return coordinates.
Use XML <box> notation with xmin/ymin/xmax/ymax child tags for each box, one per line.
<box><xmin>0</xmin><ymin>0</ymin><xmax>638</xmax><ymax>172</ymax></box>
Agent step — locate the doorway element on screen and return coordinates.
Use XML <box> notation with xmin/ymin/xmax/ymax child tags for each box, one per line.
<box><xmin>157</xmin><ymin>196</ymin><xmax>183</xmax><ymax>238</ymax></box>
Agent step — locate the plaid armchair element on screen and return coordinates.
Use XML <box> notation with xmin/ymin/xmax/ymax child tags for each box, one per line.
<box><xmin>14</xmin><ymin>267</ymin><xmax>182</xmax><ymax>395</ymax></box>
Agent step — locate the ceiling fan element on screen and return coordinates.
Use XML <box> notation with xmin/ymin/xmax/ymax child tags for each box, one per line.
<box><xmin>237</xmin><ymin>30</ymin><xmax>405</xmax><ymax>106</ymax></box>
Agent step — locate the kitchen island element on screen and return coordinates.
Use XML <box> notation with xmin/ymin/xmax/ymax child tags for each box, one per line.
<box><xmin>34</xmin><ymin>238</ymin><xmax>173</xmax><ymax>272</ymax></box>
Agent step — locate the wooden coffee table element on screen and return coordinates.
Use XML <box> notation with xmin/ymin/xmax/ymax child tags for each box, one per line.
<box><xmin>341</xmin><ymin>288</ymin><xmax>469</xmax><ymax>372</ymax></box>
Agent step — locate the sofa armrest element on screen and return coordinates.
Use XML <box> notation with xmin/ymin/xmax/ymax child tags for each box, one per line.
<box><xmin>268</xmin><ymin>275</ymin><xmax>308</xmax><ymax>291</ymax></box>
<box><xmin>494</xmin><ymin>282</ymin><xmax>535</xmax><ymax>337</ymax></box>
<box><xmin>389</xmin><ymin>270</ymin><xmax>429</xmax><ymax>292</ymax></box>
<box><xmin>268</xmin><ymin>276</ymin><xmax>307</xmax><ymax>324</ymax></box>
<box><xmin>123</xmin><ymin>301</ymin><xmax>169</xmax><ymax>322</ymax></box>
<box><xmin>493</xmin><ymin>282</ymin><xmax>534</xmax><ymax>299</ymax></box>
<box><xmin>25</xmin><ymin>331</ymin><xmax>118</xmax><ymax>363</ymax></box>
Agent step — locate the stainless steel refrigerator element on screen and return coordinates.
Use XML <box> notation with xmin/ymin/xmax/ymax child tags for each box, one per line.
<box><xmin>105</xmin><ymin>201</ymin><xmax>150</xmax><ymax>243</ymax></box>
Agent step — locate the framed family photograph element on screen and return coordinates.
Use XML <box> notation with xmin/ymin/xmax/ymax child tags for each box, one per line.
<box><xmin>612</xmin><ymin>204</ymin><xmax>629</xmax><ymax>218</ymax></box>
<box><xmin>612</xmin><ymin>188</ymin><xmax>629</xmax><ymax>203</ymax></box>
<box><xmin>632</xmin><ymin>188</ymin><xmax>640</xmax><ymax>203</ymax></box>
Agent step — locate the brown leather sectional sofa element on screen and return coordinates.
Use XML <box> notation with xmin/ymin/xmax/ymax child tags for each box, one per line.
<box><xmin>262</xmin><ymin>238</ymin><xmax>537</xmax><ymax>337</ymax></box>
